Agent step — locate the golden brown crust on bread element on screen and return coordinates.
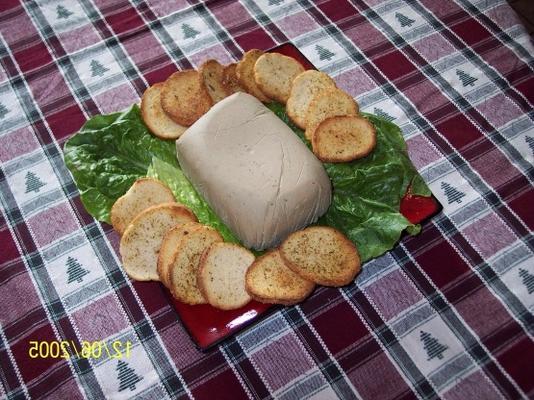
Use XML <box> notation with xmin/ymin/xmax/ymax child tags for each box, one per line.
<box><xmin>236</xmin><ymin>49</ymin><xmax>272</xmax><ymax>103</ymax></box>
<box><xmin>221</xmin><ymin>63</ymin><xmax>244</xmax><ymax>95</ymax></box>
<box><xmin>160</xmin><ymin>70</ymin><xmax>213</xmax><ymax>126</ymax></box>
<box><xmin>199</xmin><ymin>59</ymin><xmax>228</xmax><ymax>103</ymax></box>
<box><xmin>168</xmin><ymin>225</ymin><xmax>223</xmax><ymax>305</ymax></box>
<box><xmin>279</xmin><ymin>226</ymin><xmax>361</xmax><ymax>286</ymax></box>
<box><xmin>197</xmin><ymin>242</ymin><xmax>255</xmax><ymax>310</ymax></box>
<box><xmin>312</xmin><ymin>115</ymin><xmax>376</xmax><ymax>162</ymax></box>
<box><xmin>111</xmin><ymin>178</ymin><xmax>176</xmax><ymax>236</ymax></box>
<box><xmin>157</xmin><ymin>222</ymin><xmax>202</xmax><ymax>288</ymax></box>
<box><xmin>245</xmin><ymin>249</ymin><xmax>315</xmax><ymax>305</ymax></box>
<box><xmin>253</xmin><ymin>53</ymin><xmax>305</xmax><ymax>103</ymax></box>
<box><xmin>286</xmin><ymin>70</ymin><xmax>337</xmax><ymax>129</ymax></box>
<box><xmin>119</xmin><ymin>203</ymin><xmax>198</xmax><ymax>282</ymax></box>
<box><xmin>304</xmin><ymin>88</ymin><xmax>359</xmax><ymax>141</ymax></box>
<box><xmin>141</xmin><ymin>83</ymin><xmax>188</xmax><ymax>139</ymax></box>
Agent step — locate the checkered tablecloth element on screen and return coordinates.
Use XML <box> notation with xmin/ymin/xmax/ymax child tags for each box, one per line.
<box><xmin>1</xmin><ymin>0</ymin><xmax>533</xmax><ymax>399</ymax></box>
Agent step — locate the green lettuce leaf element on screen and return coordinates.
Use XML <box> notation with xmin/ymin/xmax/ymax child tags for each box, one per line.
<box><xmin>63</xmin><ymin>105</ymin><xmax>177</xmax><ymax>223</ymax></box>
<box><xmin>64</xmin><ymin>102</ymin><xmax>431</xmax><ymax>263</ymax></box>
<box><xmin>266</xmin><ymin>103</ymin><xmax>430</xmax><ymax>262</ymax></box>
<box><xmin>147</xmin><ymin>157</ymin><xmax>239</xmax><ymax>244</ymax></box>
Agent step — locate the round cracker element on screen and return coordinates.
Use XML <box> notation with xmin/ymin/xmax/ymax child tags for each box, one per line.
<box><xmin>221</xmin><ymin>63</ymin><xmax>244</xmax><ymax>95</ymax></box>
<box><xmin>157</xmin><ymin>221</ymin><xmax>202</xmax><ymax>288</ymax></box>
<box><xmin>253</xmin><ymin>53</ymin><xmax>305</xmax><ymax>103</ymax></box>
<box><xmin>168</xmin><ymin>225</ymin><xmax>223</xmax><ymax>305</ymax></box>
<box><xmin>236</xmin><ymin>49</ymin><xmax>272</xmax><ymax>103</ymax></box>
<box><xmin>161</xmin><ymin>70</ymin><xmax>213</xmax><ymax>126</ymax></box>
<box><xmin>304</xmin><ymin>88</ymin><xmax>359</xmax><ymax>141</ymax></box>
<box><xmin>280</xmin><ymin>226</ymin><xmax>361</xmax><ymax>287</ymax></box>
<box><xmin>198</xmin><ymin>242</ymin><xmax>255</xmax><ymax>310</ymax></box>
<box><xmin>199</xmin><ymin>59</ymin><xmax>228</xmax><ymax>103</ymax></box>
<box><xmin>141</xmin><ymin>83</ymin><xmax>188</xmax><ymax>140</ymax></box>
<box><xmin>119</xmin><ymin>203</ymin><xmax>198</xmax><ymax>281</ymax></box>
<box><xmin>110</xmin><ymin>177</ymin><xmax>176</xmax><ymax>236</ymax></box>
<box><xmin>286</xmin><ymin>70</ymin><xmax>337</xmax><ymax>129</ymax></box>
<box><xmin>245</xmin><ymin>249</ymin><xmax>315</xmax><ymax>305</ymax></box>
<box><xmin>312</xmin><ymin>115</ymin><xmax>376</xmax><ymax>162</ymax></box>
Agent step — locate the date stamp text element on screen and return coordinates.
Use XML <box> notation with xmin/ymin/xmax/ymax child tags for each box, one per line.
<box><xmin>28</xmin><ymin>340</ymin><xmax>132</xmax><ymax>360</ymax></box>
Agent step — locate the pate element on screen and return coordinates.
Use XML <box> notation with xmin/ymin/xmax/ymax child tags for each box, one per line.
<box><xmin>176</xmin><ymin>92</ymin><xmax>331</xmax><ymax>250</ymax></box>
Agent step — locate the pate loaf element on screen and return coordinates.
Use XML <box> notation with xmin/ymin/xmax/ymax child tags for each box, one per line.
<box><xmin>176</xmin><ymin>92</ymin><xmax>332</xmax><ymax>250</ymax></box>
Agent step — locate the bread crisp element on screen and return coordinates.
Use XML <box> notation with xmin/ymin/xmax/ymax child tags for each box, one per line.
<box><xmin>221</xmin><ymin>63</ymin><xmax>244</xmax><ymax>95</ymax></box>
<box><xmin>304</xmin><ymin>88</ymin><xmax>359</xmax><ymax>141</ymax></box>
<box><xmin>161</xmin><ymin>70</ymin><xmax>213</xmax><ymax>126</ymax></box>
<box><xmin>119</xmin><ymin>203</ymin><xmax>198</xmax><ymax>281</ymax></box>
<box><xmin>111</xmin><ymin>178</ymin><xmax>176</xmax><ymax>236</ymax></box>
<box><xmin>157</xmin><ymin>222</ymin><xmax>202</xmax><ymax>288</ymax></box>
<box><xmin>280</xmin><ymin>226</ymin><xmax>361</xmax><ymax>286</ymax></box>
<box><xmin>169</xmin><ymin>225</ymin><xmax>223</xmax><ymax>305</ymax></box>
<box><xmin>140</xmin><ymin>83</ymin><xmax>188</xmax><ymax>140</ymax></box>
<box><xmin>254</xmin><ymin>53</ymin><xmax>305</xmax><ymax>103</ymax></box>
<box><xmin>200</xmin><ymin>59</ymin><xmax>228</xmax><ymax>103</ymax></box>
<box><xmin>286</xmin><ymin>70</ymin><xmax>337</xmax><ymax>129</ymax></box>
<box><xmin>245</xmin><ymin>249</ymin><xmax>315</xmax><ymax>305</ymax></box>
<box><xmin>312</xmin><ymin>115</ymin><xmax>376</xmax><ymax>162</ymax></box>
<box><xmin>198</xmin><ymin>242</ymin><xmax>255</xmax><ymax>310</ymax></box>
<box><xmin>236</xmin><ymin>49</ymin><xmax>272</xmax><ymax>103</ymax></box>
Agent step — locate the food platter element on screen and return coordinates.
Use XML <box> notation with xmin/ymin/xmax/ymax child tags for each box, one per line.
<box><xmin>162</xmin><ymin>43</ymin><xmax>440</xmax><ymax>350</ymax></box>
<box><xmin>64</xmin><ymin>42</ymin><xmax>441</xmax><ymax>350</ymax></box>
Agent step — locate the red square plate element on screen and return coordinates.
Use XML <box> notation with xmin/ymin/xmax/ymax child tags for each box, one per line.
<box><xmin>165</xmin><ymin>43</ymin><xmax>441</xmax><ymax>350</ymax></box>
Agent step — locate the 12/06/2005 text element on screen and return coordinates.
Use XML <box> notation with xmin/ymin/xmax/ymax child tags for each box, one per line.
<box><xmin>28</xmin><ymin>340</ymin><xmax>132</xmax><ymax>360</ymax></box>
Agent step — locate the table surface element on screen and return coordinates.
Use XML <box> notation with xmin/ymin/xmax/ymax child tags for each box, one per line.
<box><xmin>1</xmin><ymin>0</ymin><xmax>533</xmax><ymax>399</ymax></box>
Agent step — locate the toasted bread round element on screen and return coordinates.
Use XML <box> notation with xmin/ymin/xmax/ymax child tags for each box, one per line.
<box><xmin>169</xmin><ymin>225</ymin><xmax>223</xmax><ymax>305</ymax></box>
<box><xmin>253</xmin><ymin>53</ymin><xmax>305</xmax><ymax>104</ymax></box>
<box><xmin>198</xmin><ymin>242</ymin><xmax>255</xmax><ymax>310</ymax></box>
<box><xmin>236</xmin><ymin>49</ymin><xmax>272</xmax><ymax>103</ymax></box>
<box><xmin>161</xmin><ymin>70</ymin><xmax>213</xmax><ymax>126</ymax></box>
<box><xmin>157</xmin><ymin>222</ymin><xmax>202</xmax><ymax>288</ymax></box>
<box><xmin>140</xmin><ymin>83</ymin><xmax>188</xmax><ymax>140</ymax></box>
<box><xmin>200</xmin><ymin>59</ymin><xmax>228</xmax><ymax>103</ymax></box>
<box><xmin>221</xmin><ymin>63</ymin><xmax>244</xmax><ymax>95</ymax></box>
<box><xmin>312</xmin><ymin>115</ymin><xmax>376</xmax><ymax>162</ymax></box>
<box><xmin>280</xmin><ymin>226</ymin><xmax>361</xmax><ymax>286</ymax></box>
<box><xmin>111</xmin><ymin>178</ymin><xmax>176</xmax><ymax>236</ymax></box>
<box><xmin>286</xmin><ymin>70</ymin><xmax>337</xmax><ymax>129</ymax></box>
<box><xmin>304</xmin><ymin>88</ymin><xmax>359</xmax><ymax>141</ymax></box>
<box><xmin>245</xmin><ymin>250</ymin><xmax>315</xmax><ymax>305</ymax></box>
<box><xmin>119</xmin><ymin>203</ymin><xmax>198</xmax><ymax>281</ymax></box>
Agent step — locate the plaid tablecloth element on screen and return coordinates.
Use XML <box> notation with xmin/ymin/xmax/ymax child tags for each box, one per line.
<box><xmin>1</xmin><ymin>0</ymin><xmax>533</xmax><ymax>399</ymax></box>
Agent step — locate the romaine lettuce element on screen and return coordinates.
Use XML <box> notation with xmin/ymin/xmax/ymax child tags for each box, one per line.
<box><xmin>266</xmin><ymin>103</ymin><xmax>430</xmax><ymax>261</ymax></box>
<box><xmin>63</xmin><ymin>103</ymin><xmax>431</xmax><ymax>262</ymax></box>
<box><xmin>147</xmin><ymin>157</ymin><xmax>239</xmax><ymax>244</ymax></box>
<box><xmin>63</xmin><ymin>105</ymin><xmax>177</xmax><ymax>223</ymax></box>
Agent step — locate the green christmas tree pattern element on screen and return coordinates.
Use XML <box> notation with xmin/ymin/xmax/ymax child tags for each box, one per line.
<box><xmin>420</xmin><ymin>331</ymin><xmax>448</xmax><ymax>361</ymax></box>
<box><xmin>90</xmin><ymin>59</ymin><xmax>109</xmax><ymax>78</ymax></box>
<box><xmin>525</xmin><ymin>136</ymin><xmax>534</xmax><ymax>156</ymax></box>
<box><xmin>268</xmin><ymin>0</ymin><xmax>285</xmax><ymax>5</ymax></box>
<box><xmin>396</xmin><ymin>12</ymin><xmax>415</xmax><ymax>27</ymax></box>
<box><xmin>25</xmin><ymin>171</ymin><xmax>46</xmax><ymax>194</ymax></box>
<box><xmin>519</xmin><ymin>269</ymin><xmax>534</xmax><ymax>294</ymax></box>
<box><xmin>117</xmin><ymin>360</ymin><xmax>143</xmax><ymax>392</ymax></box>
<box><xmin>181</xmin><ymin>23</ymin><xmax>200</xmax><ymax>40</ymax></box>
<box><xmin>315</xmin><ymin>44</ymin><xmax>335</xmax><ymax>61</ymax></box>
<box><xmin>441</xmin><ymin>182</ymin><xmax>465</xmax><ymax>204</ymax></box>
<box><xmin>456</xmin><ymin>69</ymin><xmax>478</xmax><ymax>87</ymax></box>
<box><xmin>56</xmin><ymin>4</ymin><xmax>73</xmax><ymax>20</ymax></box>
<box><xmin>66</xmin><ymin>257</ymin><xmax>90</xmax><ymax>284</ymax></box>
<box><xmin>0</xmin><ymin>102</ymin><xmax>9</xmax><ymax>119</ymax></box>
<box><xmin>374</xmin><ymin>107</ymin><xmax>395</xmax><ymax>122</ymax></box>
